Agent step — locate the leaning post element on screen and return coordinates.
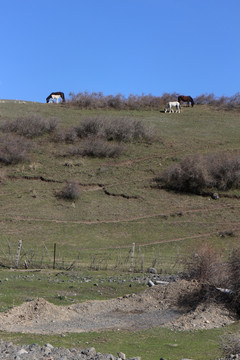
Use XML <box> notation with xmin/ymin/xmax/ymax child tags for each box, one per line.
<box><xmin>129</xmin><ymin>242</ymin><xmax>135</xmax><ymax>272</ymax></box>
<box><xmin>53</xmin><ymin>243</ymin><xmax>56</xmax><ymax>269</ymax></box>
<box><xmin>15</xmin><ymin>240</ymin><xmax>22</xmax><ymax>268</ymax></box>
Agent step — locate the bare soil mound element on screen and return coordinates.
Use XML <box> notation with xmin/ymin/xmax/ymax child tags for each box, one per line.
<box><xmin>0</xmin><ymin>280</ymin><xmax>236</xmax><ymax>334</ymax></box>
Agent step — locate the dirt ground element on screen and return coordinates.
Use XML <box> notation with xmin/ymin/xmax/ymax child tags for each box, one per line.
<box><xmin>0</xmin><ymin>280</ymin><xmax>237</xmax><ymax>334</ymax></box>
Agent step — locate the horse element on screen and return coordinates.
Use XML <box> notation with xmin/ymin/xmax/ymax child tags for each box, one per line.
<box><xmin>165</xmin><ymin>101</ymin><xmax>181</xmax><ymax>113</ymax></box>
<box><xmin>178</xmin><ymin>95</ymin><xmax>194</xmax><ymax>107</ymax></box>
<box><xmin>46</xmin><ymin>92</ymin><xmax>65</xmax><ymax>103</ymax></box>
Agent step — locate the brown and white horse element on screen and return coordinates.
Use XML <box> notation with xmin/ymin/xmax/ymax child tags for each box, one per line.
<box><xmin>178</xmin><ymin>95</ymin><xmax>194</xmax><ymax>107</ymax></box>
<box><xmin>46</xmin><ymin>92</ymin><xmax>65</xmax><ymax>103</ymax></box>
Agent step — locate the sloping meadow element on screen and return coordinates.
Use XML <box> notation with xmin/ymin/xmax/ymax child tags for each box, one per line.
<box><xmin>0</xmin><ymin>101</ymin><xmax>239</xmax><ymax>271</ymax></box>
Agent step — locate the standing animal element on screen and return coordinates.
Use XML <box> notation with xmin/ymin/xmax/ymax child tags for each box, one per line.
<box><xmin>165</xmin><ymin>101</ymin><xmax>181</xmax><ymax>113</ymax></box>
<box><xmin>46</xmin><ymin>92</ymin><xmax>65</xmax><ymax>103</ymax></box>
<box><xmin>178</xmin><ymin>95</ymin><xmax>194</xmax><ymax>107</ymax></box>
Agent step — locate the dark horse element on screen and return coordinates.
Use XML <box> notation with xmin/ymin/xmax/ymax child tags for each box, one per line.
<box><xmin>46</xmin><ymin>91</ymin><xmax>65</xmax><ymax>103</ymax></box>
<box><xmin>178</xmin><ymin>95</ymin><xmax>194</xmax><ymax>107</ymax></box>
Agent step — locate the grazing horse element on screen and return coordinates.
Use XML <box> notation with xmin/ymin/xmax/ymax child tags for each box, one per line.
<box><xmin>178</xmin><ymin>95</ymin><xmax>194</xmax><ymax>107</ymax></box>
<box><xmin>46</xmin><ymin>91</ymin><xmax>65</xmax><ymax>103</ymax></box>
<box><xmin>165</xmin><ymin>101</ymin><xmax>181</xmax><ymax>113</ymax></box>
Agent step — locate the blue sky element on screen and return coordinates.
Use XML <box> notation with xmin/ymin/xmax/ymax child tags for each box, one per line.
<box><xmin>1</xmin><ymin>0</ymin><xmax>240</xmax><ymax>103</ymax></box>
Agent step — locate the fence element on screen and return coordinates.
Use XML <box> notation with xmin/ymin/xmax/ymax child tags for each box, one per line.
<box><xmin>0</xmin><ymin>240</ymin><xmax>185</xmax><ymax>274</ymax></box>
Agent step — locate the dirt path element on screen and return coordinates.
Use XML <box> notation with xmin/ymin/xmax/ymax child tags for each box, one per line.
<box><xmin>0</xmin><ymin>280</ymin><xmax>236</xmax><ymax>334</ymax></box>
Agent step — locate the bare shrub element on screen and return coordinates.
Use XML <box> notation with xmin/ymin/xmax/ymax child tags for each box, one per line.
<box><xmin>220</xmin><ymin>333</ymin><xmax>240</xmax><ymax>357</ymax></box>
<box><xmin>0</xmin><ymin>135</ymin><xmax>31</xmax><ymax>164</ymax></box>
<box><xmin>155</xmin><ymin>154</ymin><xmax>211</xmax><ymax>193</ymax></box>
<box><xmin>228</xmin><ymin>247</ymin><xmax>240</xmax><ymax>293</ymax></box>
<box><xmin>206</xmin><ymin>152</ymin><xmax>240</xmax><ymax>190</ymax></box>
<box><xmin>227</xmin><ymin>247</ymin><xmax>240</xmax><ymax>314</ymax></box>
<box><xmin>178</xmin><ymin>244</ymin><xmax>229</xmax><ymax>312</ymax></box>
<box><xmin>184</xmin><ymin>243</ymin><xmax>226</xmax><ymax>286</ymax></box>
<box><xmin>155</xmin><ymin>152</ymin><xmax>240</xmax><ymax>194</ymax></box>
<box><xmin>195</xmin><ymin>92</ymin><xmax>240</xmax><ymax>111</ymax></box>
<box><xmin>52</xmin><ymin>127</ymin><xmax>77</xmax><ymax>143</ymax></box>
<box><xmin>104</xmin><ymin>118</ymin><xmax>153</xmax><ymax>142</ymax></box>
<box><xmin>0</xmin><ymin>115</ymin><xmax>59</xmax><ymax>138</ymax></box>
<box><xmin>57</xmin><ymin>180</ymin><xmax>80</xmax><ymax>200</ymax></box>
<box><xmin>75</xmin><ymin>117</ymin><xmax>155</xmax><ymax>143</ymax></box>
<box><xmin>74</xmin><ymin>117</ymin><xmax>105</xmax><ymax>138</ymax></box>
<box><xmin>68</xmin><ymin>91</ymin><xmax>178</xmax><ymax>111</ymax></box>
<box><xmin>68</xmin><ymin>137</ymin><xmax>123</xmax><ymax>158</ymax></box>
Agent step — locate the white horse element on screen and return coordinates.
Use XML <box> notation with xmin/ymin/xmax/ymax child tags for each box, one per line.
<box><xmin>164</xmin><ymin>101</ymin><xmax>181</xmax><ymax>113</ymax></box>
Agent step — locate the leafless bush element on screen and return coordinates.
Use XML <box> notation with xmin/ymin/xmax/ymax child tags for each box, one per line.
<box><xmin>75</xmin><ymin>117</ymin><xmax>155</xmax><ymax>143</ymax></box>
<box><xmin>52</xmin><ymin>127</ymin><xmax>77</xmax><ymax>143</ymax></box>
<box><xmin>228</xmin><ymin>247</ymin><xmax>240</xmax><ymax>293</ymax></box>
<box><xmin>0</xmin><ymin>135</ymin><xmax>31</xmax><ymax>164</ymax></box>
<box><xmin>184</xmin><ymin>243</ymin><xmax>226</xmax><ymax>286</ymax></box>
<box><xmin>104</xmin><ymin>118</ymin><xmax>154</xmax><ymax>142</ymax></box>
<box><xmin>207</xmin><ymin>153</ymin><xmax>240</xmax><ymax>190</ymax></box>
<box><xmin>227</xmin><ymin>247</ymin><xmax>240</xmax><ymax>314</ymax></box>
<box><xmin>195</xmin><ymin>92</ymin><xmax>240</xmax><ymax>111</ymax></box>
<box><xmin>57</xmin><ymin>180</ymin><xmax>81</xmax><ymax>200</ymax></box>
<box><xmin>68</xmin><ymin>91</ymin><xmax>179</xmax><ymax>110</ymax></box>
<box><xmin>68</xmin><ymin>137</ymin><xmax>123</xmax><ymax>158</ymax></box>
<box><xmin>220</xmin><ymin>333</ymin><xmax>240</xmax><ymax>357</ymax></box>
<box><xmin>75</xmin><ymin>117</ymin><xmax>105</xmax><ymax>138</ymax></box>
<box><xmin>0</xmin><ymin>115</ymin><xmax>59</xmax><ymax>138</ymax></box>
<box><xmin>155</xmin><ymin>154</ymin><xmax>211</xmax><ymax>194</ymax></box>
<box><xmin>155</xmin><ymin>152</ymin><xmax>240</xmax><ymax>194</ymax></box>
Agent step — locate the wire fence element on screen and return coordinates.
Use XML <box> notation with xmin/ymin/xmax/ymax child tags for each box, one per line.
<box><xmin>0</xmin><ymin>240</ymin><xmax>186</xmax><ymax>274</ymax></box>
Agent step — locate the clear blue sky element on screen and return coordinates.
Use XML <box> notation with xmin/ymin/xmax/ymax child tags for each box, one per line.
<box><xmin>1</xmin><ymin>0</ymin><xmax>240</xmax><ymax>103</ymax></box>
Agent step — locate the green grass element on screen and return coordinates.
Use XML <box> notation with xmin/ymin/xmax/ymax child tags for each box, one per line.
<box><xmin>1</xmin><ymin>321</ymin><xmax>239</xmax><ymax>359</ymax></box>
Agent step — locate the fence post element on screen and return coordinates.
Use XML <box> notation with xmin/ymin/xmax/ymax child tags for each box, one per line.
<box><xmin>15</xmin><ymin>240</ymin><xmax>22</xmax><ymax>268</ymax></box>
<box><xmin>129</xmin><ymin>242</ymin><xmax>135</xmax><ymax>272</ymax></box>
<box><xmin>53</xmin><ymin>243</ymin><xmax>56</xmax><ymax>269</ymax></box>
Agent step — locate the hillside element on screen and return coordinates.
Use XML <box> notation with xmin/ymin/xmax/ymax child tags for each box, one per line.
<box><xmin>0</xmin><ymin>101</ymin><xmax>239</xmax><ymax>271</ymax></box>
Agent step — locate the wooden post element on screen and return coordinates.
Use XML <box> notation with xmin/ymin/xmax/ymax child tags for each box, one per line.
<box><xmin>129</xmin><ymin>242</ymin><xmax>135</xmax><ymax>272</ymax></box>
<box><xmin>53</xmin><ymin>243</ymin><xmax>56</xmax><ymax>269</ymax></box>
<box><xmin>15</xmin><ymin>240</ymin><xmax>22</xmax><ymax>268</ymax></box>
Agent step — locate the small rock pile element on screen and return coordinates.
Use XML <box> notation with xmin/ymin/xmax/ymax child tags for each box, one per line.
<box><xmin>0</xmin><ymin>341</ymin><xmax>140</xmax><ymax>360</ymax></box>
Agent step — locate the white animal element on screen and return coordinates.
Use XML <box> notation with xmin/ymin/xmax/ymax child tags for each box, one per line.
<box><xmin>164</xmin><ymin>101</ymin><xmax>181</xmax><ymax>113</ymax></box>
<box><xmin>46</xmin><ymin>91</ymin><xmax>65</xmax><ymax>103</ymax></box>
<box><xmin>49</xmin><ymin>94</ymin><xmax>62</xmax><ymax>103</ymax></box>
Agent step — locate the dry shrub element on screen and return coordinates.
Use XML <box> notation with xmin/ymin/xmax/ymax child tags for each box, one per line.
<box><xmin>75</xmin><ymin>117</ymin><xmax>154</xmax><ymax>143</ymax></box>
<box><xmin>195</xmin><ymin>92</ymin><xmax>240</xmax><ymax>111</ymax></box>
<box><xmin>75</xmin><ymin>117</ymin><xmax>105</xmax><ymax>138</ymax></box>
<box><xmin>68</xmin><ymin>137</ymin><xmax>123</xmax><ymax>158</ymax></box>
<box><xmin>220</xmin><ymin>333</ymin><xmax>240</xmax><ymax>357</ymax></box>
<box><xmin>52</xmin><ymin>127</ymin><xmax>77</xmax><ymax>143</ymax></box>
<box><xmin>0</xmin><ymin>115</ymin><xmax>59</xmax><ymax>138</ymax></box>
<box><xmin>178</xmin><ymin>243</ymin><xmax>230</xmax><ymax>312</ymax></box>
<box><xmin>104</xmin><ymin>118</ymin><xmax>154</xmax><ymax>142</ymax></box>
<box><xmin>184</xmin><ymin>243</ymin><xmax>227</xmax><ymax>286</ymax></box>
<box><xmin>155</xmin><ymin>154</ymin><xmax>210</xmax><ymax>193</ymax></box>
<box><xmin>207</xmin><ymin>152</ymin><xmax>240</xmax><ymax>190</ymax></box>
<box><xmin>68</xmin><ymin>91</ymin><xmax>179</xmax><ymax>110</ymax></box>
<box><xmin>155</xmin><ymin>152</ymin><xmax>240</xmax><ymax>193</ymax></box>
<box><xmin>67</xmin><ymin>91</ymin><xmax>240</xmax><ymax>111</ymax></box>
<box><xmin>227</xmin><ymin>248</ymin><xmax>240</xmax><ymax>314</ymax></box>
<box><xmin>0</xmin><ymin>135</ymin><xmax>31</xmax><ymax>164</ymax></box>
<box><xmin>228</xmin><ymin>248</ymin><xmax>240</xmax><ymax>293</ymax></box>
<box><xmin>57</xmin><ymin>181</ymin><xmax>80</xmax><ymax>200</ymax></box>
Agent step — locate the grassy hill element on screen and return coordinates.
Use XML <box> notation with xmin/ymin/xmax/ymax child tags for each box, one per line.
<box><xmin>0</xmin><ymin>100</ymin><xmax>240</xmax><ymax>360</ymax></box>
<box><xmin>0</xmin><ymin>101</ymin><xmax>239</xmax><ymax>272</ymax></box>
